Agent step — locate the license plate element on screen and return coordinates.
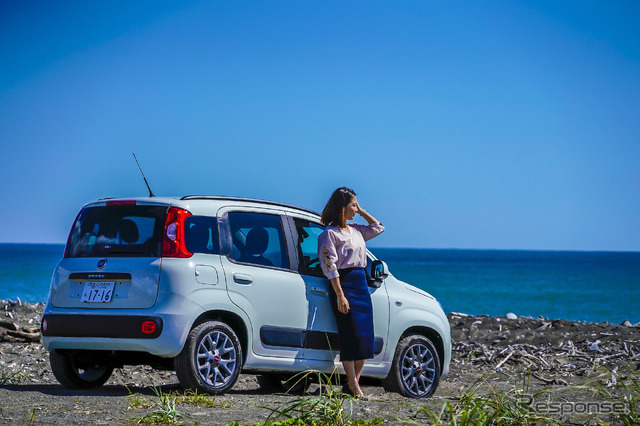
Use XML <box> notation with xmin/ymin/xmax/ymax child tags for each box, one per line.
<box><xmin>81</xmin><ymin>282</ymin><xmax>115</xmax><ymax>303</ymax></box>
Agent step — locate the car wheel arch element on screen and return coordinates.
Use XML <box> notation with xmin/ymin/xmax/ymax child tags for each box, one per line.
<box><xmin>190</xmin><ymin>310</ymin><xmax>249</xmax><ymax>365</ymax></box>
<box><xmin>396</xmin><ymin>326</ymin><xmax>445</xmax><ymax>375</ymax></box>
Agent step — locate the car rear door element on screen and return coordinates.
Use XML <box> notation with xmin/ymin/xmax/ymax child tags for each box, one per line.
<box><xmin>217</xmin><ymin>207</ymin><xmax>309</xmax><ymax>359</ymax></box>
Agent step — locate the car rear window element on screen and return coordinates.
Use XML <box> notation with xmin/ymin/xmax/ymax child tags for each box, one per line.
<box><xmin>65</xmin><ymin>205</ymin><xmax>167</xmax><ymax>258</ymax></box>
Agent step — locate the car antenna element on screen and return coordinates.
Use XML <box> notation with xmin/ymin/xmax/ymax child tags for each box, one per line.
<box><xmin>132</xmin><ymin>153</ymin><xmax>156</xmax><ymax>197</ymax></box>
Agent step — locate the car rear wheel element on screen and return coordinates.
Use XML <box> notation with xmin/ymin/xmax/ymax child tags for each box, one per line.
<box><xmin>49</xmin><ymin>350</ymin><xmax>114</xmax><ymax>389</ymax></box>
<box><xmin>175</xmin><ymin>321</ymin><xmax>242</xmax><ymax>395</ymax></box>
<box><xmin>382</xmin><ymin>334</ymin><xmax>440</xmax><ymax>398</ymax></box>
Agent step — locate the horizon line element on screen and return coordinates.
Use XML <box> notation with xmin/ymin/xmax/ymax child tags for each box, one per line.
<box><xmin>1</xmin><ymin>241</ymin><xmax>638</xmax><ymax>254</ymax></box>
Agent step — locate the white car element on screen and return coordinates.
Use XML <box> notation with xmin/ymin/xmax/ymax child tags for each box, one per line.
<box><xmin>42</xmin><ymin>196</ymin><xmax>451</xmax><ymax>398</ymax></box>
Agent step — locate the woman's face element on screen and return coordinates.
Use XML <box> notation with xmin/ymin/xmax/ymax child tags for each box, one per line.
<box><xmin>343</xmin><ymin>196</ymin><xmax>358</xmax><ymax>221</ymax></box>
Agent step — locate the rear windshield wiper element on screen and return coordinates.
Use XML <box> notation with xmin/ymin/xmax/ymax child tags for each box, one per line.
<box><xmin>102</xmin><ymin>245</ymin><xmax>147</xmax><ymax>254</ymax></box>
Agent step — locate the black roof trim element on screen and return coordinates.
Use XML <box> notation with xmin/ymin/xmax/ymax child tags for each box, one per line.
<box><xmin>180</xmin><ymin>195</ymin><xmax>320</xmax><ymax>217</ymax></box>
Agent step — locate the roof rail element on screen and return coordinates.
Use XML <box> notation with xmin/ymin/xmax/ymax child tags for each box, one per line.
<box><xmin>180</xmin><ymin>195</ymin><xmax>320</xmax><ymax>216</ymax></box>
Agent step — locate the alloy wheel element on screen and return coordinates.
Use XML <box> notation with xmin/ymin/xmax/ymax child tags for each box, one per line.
<box><xmin>401</xmin><ymin>342</ymin><xmax>437</xmax><ymax>397</ymax></box>
<box><xmin>196</xmin><ymin>330</ymin><xmax>238</xmax><ymax>389</ymax></box>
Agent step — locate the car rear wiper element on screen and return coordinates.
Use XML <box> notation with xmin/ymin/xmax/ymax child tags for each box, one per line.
<box><xmin>102</xmin><ymin>246</ymin><xmax>146</xmax><ymax>254</ymax></box>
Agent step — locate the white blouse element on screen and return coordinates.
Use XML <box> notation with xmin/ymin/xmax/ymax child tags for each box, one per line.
<box><xmin>318</xmin><ymin>222</ymin><xmax>385</xmax><ymax>280</ymax></box>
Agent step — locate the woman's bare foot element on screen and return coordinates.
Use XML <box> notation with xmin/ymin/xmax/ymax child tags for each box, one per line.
<box><xmin>347</xmin><ymin>380</ymin><xmax>366</xmax><ymax>398</ymax></box>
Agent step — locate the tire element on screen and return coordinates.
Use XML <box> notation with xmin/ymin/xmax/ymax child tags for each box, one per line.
<box><xmin>49</xmin><ymin>350</ymin><xmax>114</xmax><ymax>389</ymax></box>
<box><xmin>174</xmin><ymin>321</ymin><xmax>242</xmax><ymax>395</ymax></box>
<box><xmin>256</xmin><ymin>373</ymin><xmax>311</xmax><ymax>395</ymax></box>
<box><xmin>382</xmin><ymin>334</ymin><xmax>441</xmax><ymax>398</ymax></box>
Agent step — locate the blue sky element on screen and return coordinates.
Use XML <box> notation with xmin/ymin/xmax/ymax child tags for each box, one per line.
<box><xmin>1</xmin><ymin>1</ymin><xmax>638</xmax><ymax>251</ymax></box>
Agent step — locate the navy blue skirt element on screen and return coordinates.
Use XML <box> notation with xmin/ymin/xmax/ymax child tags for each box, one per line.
<box><xmin>329</xmin><ymin>267</ymin><xmax>374</xmax><ymax>361</ymax></box>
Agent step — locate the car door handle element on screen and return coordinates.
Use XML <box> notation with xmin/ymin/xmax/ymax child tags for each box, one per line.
<box><xmin>233</xmin><ymin>273</ymin><xmax>253</xmax><ymax>284</ymax></box>
<box><xmin>310</xmin><ymin>286</ymin><xmax>328</xmax><ymax>295</ymax></box>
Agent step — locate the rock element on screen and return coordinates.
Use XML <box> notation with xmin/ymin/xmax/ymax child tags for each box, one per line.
<box><xmin>620</xmin><ymin>320</ymin><xmax>632</xmax><ymax>327</ymax></box>
<box><xmin>506</xmin><ymin>313</ymin><xmax>517</xmax><ymax>320</ymax></box>
<box><xmin>589</xmin><ymin>340</ymin><xmax>603</xmax><ymax>352</ymax></box>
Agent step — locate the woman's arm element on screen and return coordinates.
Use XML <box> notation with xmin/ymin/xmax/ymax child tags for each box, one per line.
<box><xmin>329</xmin><ymin>277</ymin><xmax>350</xmax><ymax>314</ymax></box>
<box><xmin>318</xmin><ymin>230</ymin><xmax>340</xmax><ymax>280</ymax></box>
<box><xmin>353</xmin><ymin>202</ymin><xmax>384</xmax><ymax>241</ymax></box>
<box><xmin>318</xmin><ymin>230</ymin><xmax>348</xmax><ymax>313</ymax></box>
<box><xmin>356</xmin><ymin>202</ymin><xmax>380</xmax><ymax>225</ymax></box>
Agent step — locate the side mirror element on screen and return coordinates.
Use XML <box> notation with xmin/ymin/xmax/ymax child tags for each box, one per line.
<box><xmin>371</xmin><ymin>259</ymin><xmax>389</xmax><ymax>281</ymax></box>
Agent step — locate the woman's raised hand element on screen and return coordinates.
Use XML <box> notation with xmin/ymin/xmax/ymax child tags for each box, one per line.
<box><xmin>356</xmin><ymin>202</ymin><xmax>380</xmax><ymax>225</ymax></box>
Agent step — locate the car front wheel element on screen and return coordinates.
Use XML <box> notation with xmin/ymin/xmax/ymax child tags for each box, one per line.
<box><xmin>383</xmin><ymin>334</ymin><xmax>440</xmax><ymax>398</ymax></box>
<box><xmin>49</xmin><ymin>350</ymin><xmax>114</xmax><ymax>389</ymax></box>
<box><xmin>175</xmin><ymin>321</ymin><xmax>242</xmax><ymax>395</ymax></box>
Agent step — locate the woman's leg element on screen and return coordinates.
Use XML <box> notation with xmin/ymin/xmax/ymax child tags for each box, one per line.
<box><xmin>342</xmin><ymin>360</ymin><xmax>365</xmax><ymax>397</ymax></box>
<box><xmin>354</xmin><ymin>359</ymin><xmax>365</xmax><ymax>382</ymax></box>
<box><xmin>342</xmin><ymin>360</ymin><xmax>356</xmax><ymax>388</ymax></box>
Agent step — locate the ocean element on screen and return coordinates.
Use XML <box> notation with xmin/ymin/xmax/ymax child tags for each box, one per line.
<box><xmin>1</xmin><ymin>244</ymin><xmax>638</xmax><ymax>324</ymax></box>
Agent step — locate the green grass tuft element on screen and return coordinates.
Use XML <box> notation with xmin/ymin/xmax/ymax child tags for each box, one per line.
<box><xmin>255</xmin><ymin>369</ymin><xmax>381</xmax><ymax>426</ymax></box>
<box><xmin>417</xmin><ymin>373</ymin><xmax>560</xmax><ymax>425</ymax></box>
<box><xmin>0</xmin><ymin>365</ymin><xmax>27</xmax><ymax>385</ymax></box>
<box><xmin>586</xmin><ymin>365</ymin><xmax>640</xmax><ymax>426</ymax></box>
<box><xmin>126</xmin><ymin>378</ymin><xmax>185</xmax><ymax>424</ymax></box>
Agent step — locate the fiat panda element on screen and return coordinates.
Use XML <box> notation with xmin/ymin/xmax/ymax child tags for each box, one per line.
<box><xmin>41</xmin><ymin>196</ymin><xmax>451</xmax><ymax>398</ymax></box>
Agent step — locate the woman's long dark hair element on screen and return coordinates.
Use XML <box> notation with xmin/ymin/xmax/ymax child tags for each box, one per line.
<box><xmin>321</xmin><ymin>187</ymin><xmax>356</xmax><ymax>227</ymax></box>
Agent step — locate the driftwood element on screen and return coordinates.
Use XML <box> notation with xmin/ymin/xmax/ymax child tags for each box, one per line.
<box><xmin>494</xmin><ymin>351</ymin><xmax>514</xmax><ymax>370</ymax></box>
<box><xmin>532</xmin><ymin>372</ymin><xmax>569</xmax><ymax>386</ymax></box>
<box><xmin>0</xmin><ymin>319</ymin><xmax>19</xmax><ymax>331</ymax></box>
<box><xmin>2</xmin><ymin>329</ymin><xmax>41</xmax><ymax>343</ymax></box>
<box><xmin>0</xmin><ymin>319</ymin><xmax>41</xmax><ymax>343</ymax></box>
<box><xmin>450</xmin><ymin>312</ymin><xmax>640</xmax><ymax>387</ymax></box>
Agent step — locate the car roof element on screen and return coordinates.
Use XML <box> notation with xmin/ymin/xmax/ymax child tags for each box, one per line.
<box><xmin>180</xmin><ymin>195</ymin><xmax>320</xmax><ymax>216</ymax></box>
<box><xmin>93</xmin><ymin>195</ymin><xmax>321</xmax><ymax>217</ymax></box>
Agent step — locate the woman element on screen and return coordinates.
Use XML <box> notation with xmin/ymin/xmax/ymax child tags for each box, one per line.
<box><xmin>318</xmin><ymin>187</ymin><xmax>384</xmax><ymax>398</ymax></box>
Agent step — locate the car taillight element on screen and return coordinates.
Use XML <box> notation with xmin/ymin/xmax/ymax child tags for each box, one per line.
<box><xmin>162</xmin><ymin>207</ymin><xmax>192</xmax><ymax>258</ymax></box>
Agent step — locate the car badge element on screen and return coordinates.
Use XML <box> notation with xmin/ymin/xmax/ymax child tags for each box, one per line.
<box><xmin>97</xmin><ymin>259</ymin><xmax>107</xmax><ymax>269</ymax></box>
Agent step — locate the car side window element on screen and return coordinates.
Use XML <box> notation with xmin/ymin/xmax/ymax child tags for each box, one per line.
<box><xmin>293</xmin><ymin>218</ymin><xmax>325</xmax><ymax>278</ymax></box>
<box><xmin>227</xmin><ymin>212</ymin><xmax>289</xmax><ymax>269</ymax></box>
<box><xmin>185</xmin><ymin>216</ymin><xmax>220</xmax><ymax>255</ymax></box>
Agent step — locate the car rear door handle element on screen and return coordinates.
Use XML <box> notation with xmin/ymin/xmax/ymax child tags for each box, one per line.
<box><xmin>310</xmin><ymin>286</ymin><xmax>328</xmax><ymax>295</ymax></box>
<box><xmin>233</xmin><ymin>273</ymin><xmax>253</xmax><ymax>284</ymax></box>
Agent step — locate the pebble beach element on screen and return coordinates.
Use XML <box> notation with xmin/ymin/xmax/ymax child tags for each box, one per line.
<box><xmin>1</xmin><ymin>299</ymin><xmax>639</xmax><ymax>425</ymax></box>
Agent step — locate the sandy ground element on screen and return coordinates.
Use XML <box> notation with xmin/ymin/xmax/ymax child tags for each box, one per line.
<box><xmin>1</xmin><ymin>299</ymin><xmax>639</xmax><ymax>425</ymax></box>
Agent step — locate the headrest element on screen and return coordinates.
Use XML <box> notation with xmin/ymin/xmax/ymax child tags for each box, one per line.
<box><xmin>119</xmin><ymin>219</ymin><xmax>139</xmax><ymax>243</ymax></box>
<box><xmin>246</xmin><ymin>228</ymin><xmax>269</xmax><ymax>255</ymax></box>
<box><xmin>187</xmin><ymin>224</ymin><xmax>210</xmax><ymax>252</ymax></box>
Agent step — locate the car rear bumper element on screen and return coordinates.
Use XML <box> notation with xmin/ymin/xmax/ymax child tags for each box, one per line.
<box><xmin>41</xmin><ymin>291</ymin><xmax>201</xmax><ymax>358</ymax></box>
<box><xmin>42</xmin><ymin>314</ymin><xmax>163</xmax><ymax>339</ymax></box>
